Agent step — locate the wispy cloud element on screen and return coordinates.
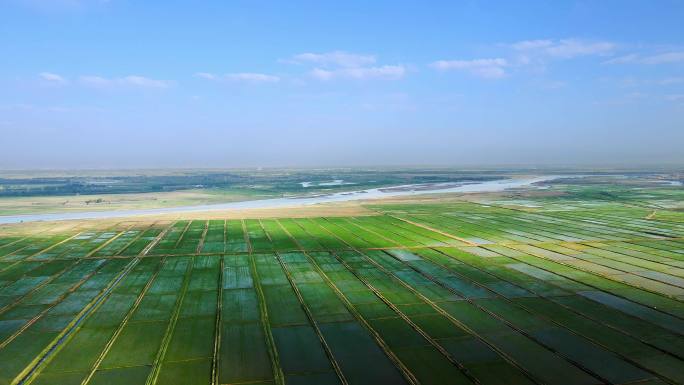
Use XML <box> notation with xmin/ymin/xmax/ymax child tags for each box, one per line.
<box><xmin>79</xmin><ymin>75</ymin><xmax>172</xmax><ymax>89</ymax></box>
<box><xmin>665</xmin><ymin>94</ymin><xmax>684</xmax><ymax>102</ymax></box>
<box><xmin>643</xmin><ymin>52</ymin><xmax>684</xmax><ymax>64</ymax></box>
<box><xmin>195</xmin><ymin>72</ymin><xmax>280</xmax><ymax>83</ymax></box>
<box><xmin>606</xmin><ymin>51</ymin><xmax>684</xmax><ymax>65</ymax></box>
<box><xmin>603</xmin><ymin>54</ymin><xmax>639</xmax><ymax>65</ymax></box>
<box><xmin>310</xmin><ymin>65</ymin><xmax>406</xmax><ymax>81</ymax></box>
<box><xmin>592</xmin><ymin>92</ymin><xmax>649</xmax><ymax>106</ymax></box>
<box><xmin>38</xmin><ymin>72</ymin><xmax>68</xmax><ymax>85</ymax></box>
<box><xmin>430</xmin><ymin>39</ymin><xmax>616</xmax><ymax>80</ymax></box>
<box><xmin>285</xmin><ymin>51</ymin><xmax>405</xmax><ymax>81</ymax></box>
<box><xmin>35</xmin><ymin>72</ymin><xmax>170</xmax><ymax>89</ymax></box>
<box><xmin>0</xmin><ymin>103</ymin><xmax>37</xmax><ymax>111</ymax></box>
<box><xmin>430</xmin><ymin>58</ymin><xmax>507</xmax><ymax>79</ymax></box>
<box><xmin>659</xmin><ymin>77</ymin><xmax>684</xmax><ymax>85</ymax></box>
<box><xmin>512</xmin><ymin>39</ymin><xmax>615</xmax><ymax>58</ymax></box>
<box><xmin>16</xmin><ymin>0</ymin><xmax>111</xmax><ymax>12</ymax></box>
<box><xmin>511</xmin><ymin>40</ymin><xmax>554</xmax><ymax>51</ymax></box>
<box><xmin>194</xmin><ymin>72</ymin><xmax>218</xmax><ymax>80</ymax></box>
<box><xmin>613</xmin><ymin>76</ymin><xmax>684</xmax><ymax>88</ymax></box>
<box><xmin>541</xmin><ymin>80</ymin><xmax>567</xmax><ymax>90</ymax></box>
<box><xmin>0</xmin><ymin>103</ymin><xmax>103</xmax><ymax>113</ymax></box>
<box><xmin>286</xmin><ymin>51</ymin><xmax>376</xmax><ymax>68</ymax></box>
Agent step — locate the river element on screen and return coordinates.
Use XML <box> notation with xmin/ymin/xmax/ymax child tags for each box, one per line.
<box><xmin>0</xmin><ymin>175</ymin><xmax>559</xmax><ymax>224</ymax></box>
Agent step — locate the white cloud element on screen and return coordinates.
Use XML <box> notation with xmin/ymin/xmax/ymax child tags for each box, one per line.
<box><xmin>513</xmin><ymin>39</ymin><xmax>615</xmax><ymax>58</ymax></box>
<box><xmin>665</xmin><ymin>94</ymin><xmax>684</xmax><ymax>102</ymax></box>
<box><xmin>195</xmin><ymin>72</ymin><xmax>280</xmax><ymax>83</ymax></box>
<box><xmin>611</xmin><ymin>76</ymin><xmax>684</xmax><ymax>88</ymax></box>
<box><xmin>604</xmin><ymin>51</ymin><xmax>684</xmax><ymax>65</ymax></box>
<box><xmin>541</xmin><ymin>80</ymin><xmax>567</xmax><ymax>90</ymax></box>
<box><xmin>659</xmin><ymin>77</ymin><xmax>684</xmax><ymax>85</ymax></box>
<box><xmin>16</xmin><ymin>0</ymin><xmax>111</xmax><ymax>13</ymax></box>
<box><xmin>547</xmin><ymin>40</ymin><xmax>615</xmax><ymax>58</ymax></box>
<box><xmin>287</xmin><ymin>51</ymin><xmax>376</xmax><ymax>68</ymax></box>
<box><xmin>310</xmin><ymin>65</ymin><xmax>406</xmax><ymax>81</ymax></box>
<box><xmin>641</xmin><ymin>51</ymin><xmax>684</xmax><ymax>64</ymax></box>
<box><xmin>79</xmin><ymin>75</ymin><xmax>171</xmax><ymax>89</ymax></box>
<box><xmin>309</xmin><ymin>69</ymin><xmax>334</xmax><ymax>81</ymax></box>
<box><xmin>224</xmin><ymin>73</ymin><xmax>280</xmax><ymax>83</ymax></box>
<box><xmin>430</xmin><ymin>58</ymin><xmax>507</xmax><ymax>79</ymax></box>
<box><xmin>285</xmin><ymin>50</ymin><xmax>405</xmax><ymax>82</ymax></box>
<box><xmin>0</xmin><ymin>103</ymin><xmax>36</xmax><ymax>111</ymax></box>
<box><xmin>603</xmin><ymin>54</ymin><xmax>639</xmax><ymax>64</ymax></box>
<box><xmin>511</xmin><ymin>40</ymin><xmax>553</xmax><ymax>51</ymax></box>
<box><xmin>39</xmin><ymin>72</ymin><xmax>68</xmax><ymax>85</ymax></box>
<box><xmin>121</xmin><ymin>76</ymin><xmax>170</xmax><ymax>88</ymax></box>
<box><xmin>46</xmin><ymin>106</ymin><xmax>73</xmax><ymax>113</ymax></box>
<box><xmin>625</xmin><ymin>91</ymin><xmax>646</xmax><ymax>99</ymax></box>
<box><xmin>194</xmin><ymin>72</ymin><xmax>217</xmax><ymax>80</ymax></box>
<box><xmin>79</xmin><ymin>75</ymin><xmax>110</xmax><ymax>87</ymax></box>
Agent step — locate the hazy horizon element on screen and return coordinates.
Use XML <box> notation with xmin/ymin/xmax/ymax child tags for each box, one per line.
<box><xmin>1</xmin><ymin>163</ymin><xmax>683</xmax><ymax>175</ymax></box>
<box><xmin>2</xmin><ymin>0</ymin><xmax>683</xmax><ymax>168</ymax></box>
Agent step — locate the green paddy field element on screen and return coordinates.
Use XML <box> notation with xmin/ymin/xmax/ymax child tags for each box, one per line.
<box><xmin>1</xmin><ymin>191</ymin><xmax>684</xmax><ymax>384</ymax></box>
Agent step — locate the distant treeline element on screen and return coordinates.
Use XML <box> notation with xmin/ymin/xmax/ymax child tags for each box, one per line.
<box><xmin>0</xmin><ymin>173</ymin><xmax>249</xmax><ymax>197</ymax></box>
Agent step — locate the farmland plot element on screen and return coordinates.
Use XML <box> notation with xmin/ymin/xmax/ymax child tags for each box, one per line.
<box><xmin>1</xmin><ymin>198</ymin><xmax>684</xmax><ymax>384</ymax></box>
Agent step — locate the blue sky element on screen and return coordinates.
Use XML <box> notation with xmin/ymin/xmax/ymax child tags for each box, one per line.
<box><xmin>1</xmin><ymin>0</ymin><xmax>683</xmax><ymax>168</ymax></box>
